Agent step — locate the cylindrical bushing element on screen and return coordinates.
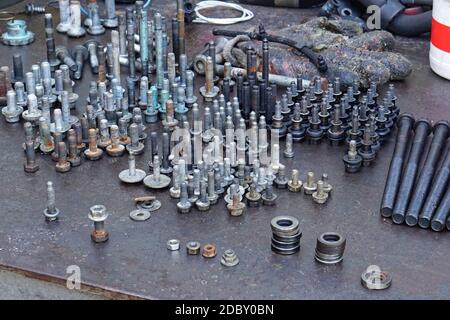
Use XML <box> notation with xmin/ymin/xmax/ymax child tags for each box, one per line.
<box><xmin>405</xmin><ymin>121</ymin><xmax>450</xmax><ymax>226</ymax></box>
<box><xmin>419</xmin><ymin>147</ymin><xmax>450</xmax><ymax>228</ymax></box>
<box><xmin>270</xmin><ymin>216</ymin><xmax>302</xmax><ymax>255</ymax></box>
<box><xmin>380</xmin><ymin>113</ymin><xmax>415</xmax><ymax>217</ymax></box>
<box><xmin>314</xmin><ymin>232</ymin><xmax>346</xmax><ymax>264</ymax></box>
<box><xmin>392</xmin><ymin>119</ymin><xmax>432</xmax><ymax>224</ymax></box>
<box><xmin>431</xmin><ymin>187</ymin><xmax>450</xmax><ymax>232</ymax></box>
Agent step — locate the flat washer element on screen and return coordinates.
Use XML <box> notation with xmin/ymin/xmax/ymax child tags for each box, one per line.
<box><xmin>137</xmin><ymin>199</ymin><xmax>161</xmax><ymax>212</ymax></box>
<box><xmin>129</xmin><ymin>209</ymin><xmax>151</xmax><ymax>221</ymax></box>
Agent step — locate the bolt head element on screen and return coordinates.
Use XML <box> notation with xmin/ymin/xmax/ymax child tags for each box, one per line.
<box><xmin>84</xmin><ymin>148</ymin><xmax>103</xmax><ymax>160</ymax></box>
<box><xmin>287</xmin><ymin>181</ymin><xmax>302</xmax><ymax>192</ymax></box>
<box><xmin>126</xmin><ymin>143</ymin><xmax>144</xmax><ymax>155</ymax></box>
<box><xmin>106</xmin><ymin>144</ymin><xmax>125</xmax><ymax>157</ymax></box>
<box><xmin>68</xmin><ymin>156</ymin><xmax>82</xmax><ymax>167</ymax></box>
<box><xmin>119</xmin><ymin>168</ymin><xmax>146</xmax><ymax>184</ymax></box>
<box><xmin>24</xmin><ymin>162</ymin><xmax>39</xmax><ymax>173</ymax></box>
<box><xmin>103</xmin><ymin>18</ymin><xmax>119</xmax><ymax>28</ymax></box>
<box><xmin>312</xmin><ymin>192</ymin><xmax>328</xmax><ymax>204</ymax></box>
<box><xmin>177</xmin><ymin>201</ymin><xmax>192</xmax><ymax>214</ymax></box>
<box><xmin>303</xmin><ymin>184</ymin><xmax>317</xmax><ymax>195</ymax></box>
<box><xmin>43</xmin><ymin>208</ymin><xmax>60</xmax><ymax>221</ymax></box>
<box><xmin>87</xmin><ymin>25</ymin><xmax>105</xmax><ymax>35</ymax></box>
<box><xmin>55</xmin><ymin>161</ymin><xmax>71</xmax><ymax>173</ymax></box>
<box><xmin>67</xmin><ymin>27</ymin><xmax>86</xmax><ymax>38</ymax></box>
<box><xmin>89</xmin><ymin>204</ymin><xmax>108</xmax><ymax>222</ymax></box>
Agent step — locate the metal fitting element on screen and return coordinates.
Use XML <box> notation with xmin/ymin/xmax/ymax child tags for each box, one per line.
<box><xmin>167</xmin><ymin>239</ymin><xmax>180</xmax><ymax>251</ymax></box>
<box><xmin>271</xmin><ymin>216</ymin><xmax>302</xmax><ymax>255</ymax></box>
<box><xmin>303</xmin><ymin>172</ymin><xmax>317</xmax><ymax>195</ymax></box>
<box><xmin>314</xmin><ymin>232</ymin><xmax>346</xmax><ymax>264</ymax></box>
<box><xmin>186</xmin><ymin>241</ymin><xmax>201</xmax><ymax>255</ymax></box>
<box><xmin>84</xmin><ymin>128</ymin><xmax>103</xmax><ymax>160</ymax></box>
<box><xmin>361</xmin><ymin>265</ymin><xmax>392</xmax><ymax>290</ymax></box>
<box><xmin>55</xmin><ymin>141</ymin><xmax>71</xmax><ymax>173</ymax></box>
<box><xmin>2</xmin><ymin>90</ymin><xmax>23</xmax><ymax>123</ymax></box>
<box><xmin>67</xmin><ymin>1</ymin><xmax>86</xmax><ymax>38</ymax></box>
<box><xmin>143</xmin><ymin>155</ymin><xmax>171</xmax><ymax>189</ymax></box>
<box><xmin>56</xmin><ymin>0</ymin><xmax>71</xmax><ymax>33</ymax></box>
<box><xmin>312</xmin><ymin>180</ymin><xmax>329</xmax><ymax>204</ymax></box>
<box><xmin>88</xmin><ymin>205</ymin><xmax>109</xmax><ymax>243</ymax></box>
<box><xmin>87</xmin><ymin>3</ymin><xmax>105</xmax><ymax>35</ymax></box>
<box><xmin>343</xmin><ymin>140</ymin><xmax>363</xmax><ymax>173</ymax></box>
<box><xmin>199</xmin><ymin>56</ymin><xmax>219</xmax><ymax>102</ymax></box>
<box><xmin>288</xmin><ymin>169</ymin><xmax>302</xmax><ymax>192</ymax></box>
<box><xmin>221</xmin><ymin>249</ymin><xmax>239</xmax><ymax>267</ymax></box>
<box><xmin>202</xmin><ymin>244</ymin><xmax>217</xmax><ymax>258</ymax></box>
<box><xmin>119</xmin><ymin>154</ymin><xmax>146</xmax><ymax>184</ymax></box>
<box><xmin>177</xmin><ymin>182</ymin><xmax>192</xmax><ymax>213</ymax></box>
<box><xmin>1</xmin><ymin>19</ymin><xmax>34</xmax><ymax>46</ymax></box>
<box><xmin>43</xmin><ymin>181</ymin><xmax>59</xmax><ymax>221</ymax></box>
<box><xmin>103</xmin><ymin>0</ymin><xmax>119</xmax><ymax>28</ymax></box>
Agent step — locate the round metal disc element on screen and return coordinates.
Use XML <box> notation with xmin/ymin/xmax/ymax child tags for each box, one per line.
<box><xmin>143</xmin><ymin>174</ymin><xmax>171</xmax><ymax>189</ymax></box>
<box><xmin>129</xmin><ymin>209</ymin><xmax>151</xmax><ymax>221</ymax></box>
<box><xmin>119</xmin><ymin>169</ymin><xmax>146</xmax><ymax>184</ymax></box>
<box><xmin>137</xmin><ymin>200</ymin><xmax>161</xmax><ymax>212</ymax></box>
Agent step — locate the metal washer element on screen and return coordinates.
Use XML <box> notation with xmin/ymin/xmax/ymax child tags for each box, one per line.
<box><xmin>137</xmin><ymin>199</ymin><xmax>161</xmax><ymax>212</ymax></box>
<box><xmin>129</xmin><ymin>209</ymin><xmax>151</xmax><ymax>221</ymax></box>
<box><xmin>361</xmin><ymin>269</ymin><xmax>392</xmax><ymax>290</ymax></box>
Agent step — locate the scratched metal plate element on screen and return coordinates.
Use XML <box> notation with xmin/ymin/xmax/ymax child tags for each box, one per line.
<box><xmin>0</xmin><ymin>2</ymin><xmax>449</xmax><ymax>299</ymax></box>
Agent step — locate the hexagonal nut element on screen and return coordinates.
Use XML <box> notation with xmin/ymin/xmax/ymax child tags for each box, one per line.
<box><xmin>186</xmin><ymin>241</ymin><xmax>201</xmax><ymax>255</ymax></box>
<box><xmin>166</xmin><ymin>239</ymin><xmax>180</xmax><ymax>251</ymax></box>
<box><xmin>221</xmin><ymin>249</ymin><xmax>239</xmax><ymax>267</ymax></box>
<box><xmin>202</xmin><ymin>244</ymin><xmax>217</xmax><ymax>258</ymax></box>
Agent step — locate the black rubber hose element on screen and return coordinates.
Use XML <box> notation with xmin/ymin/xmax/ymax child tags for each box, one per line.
<box><xmin>212</xmin><ymin>28</ymin><xmax>328</xmax><ymax>73</ymax></box>
<box><xmin>431</xmin><ymin>187</ymin><xmax>450</xmax><ymax>232</ymax></box>
<box><xmin>392</xmin><ymin>118</ymin><xmax>431</xmax><ymax>224</ymax></box>
<box><xmin>387</xmin><ymin>11</ymin><xmax>432</xmax><ymax>37</ymax></box>
<box><xmin>405</xmin><ymin>121</ymin><xmax>450</xmax><ymax>226</ymax></box>
<box><xmin>419</xmin><ymin>147</ymin><xmax>450</xmax><ymax>228</ymax></box>
<box><xmin>357</xmin><ymin>0</ymin><xmax>432</xmax><ymax>36</ymax></box>
<box><xmin>380</xmin><ymin>113</ymin><xmax>415</xmax><ymax>218</ymax></box>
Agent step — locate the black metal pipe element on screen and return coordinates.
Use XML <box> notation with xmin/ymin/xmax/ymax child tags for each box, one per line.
<box><xmin>431</xmin><ymin>187</ymin><xmax>450</xmax><ymax>232</ymax></box>
<box><xmin>419</xmin><ymin>147</ymin><xmax>450</xmax><ymax>229</ymax></box>
<box><xmin>405</xmin><ymin>121</ymin><xmax>450</xmax><ymax>226</ymax></box>
<box><xmin>392</xmin><ymin>118</ymin><xmax>431</xmax><ymax>224</ymax></box>
<box><xmin>171</xmin><ymin>17</ymin><xmax>179</xmax><ymax>65</ymax></box>
<box><xmin>380</xmin><ymin>113</ymin><xmax>415</xmax><ymax>218</ymax></box>
<box><xmin>262</xmin><ymin>38</ymin><xmax>269</xmax><ymax>86</ymax></box>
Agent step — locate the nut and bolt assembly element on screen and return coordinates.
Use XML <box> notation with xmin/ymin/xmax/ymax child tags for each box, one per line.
<box><xmin>88</xmin><ymin>205</ymin><xmax>109</xmax><ymax>243</ymax></box>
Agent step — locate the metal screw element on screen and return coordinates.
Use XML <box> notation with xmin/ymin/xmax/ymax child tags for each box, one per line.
<box><xmin>177</xmin><ymin>182</ymin><xmax>192</xmax><ymax>213</ymax></box>
<box><xmin>103</xmin><ymin>0</ymin><xmax>118</xmax><ymax>28</ymax></box>
<box><xmin>143</xmin><ymin>155</ymin><xmax>171</xmax><ymax>189</ymax></box>
<box><xmin>67</xmin><ymin>1</ymin><xmax>86</xmax><ymax>38</ymax></box>
<box><xmin>24</xmin><ymin>139</ymin><xmax>39</xmax><ymax>173</ymax></box>
<box><xmin>312</xmin><ymin>180</ymin><xmax>329</xmax><ymax>204</ymax></box>
<box><xmin>288</xmin><ymin>169</ymin><xmax>302</xmax><ymax>192</ymax></box>
<box><xmin>199</xmin><ymin>56</ymin><xmax>219</xmax><ymax>102</ymax></box>
<box><xmin>119</xmin><ymin>154</ymin><xmax>146</xmax><ymax>183</ymax></box>
<box><xmin>43</xmin><ymin>181</ymin><xmax>60</xmax><ymax>221</ymax></box>
<box><xmin>87</xmin><ymin>3</ymin><xmax>105</xmax><ymax>35</ymax></box>
<box><xmin>55</xmin><ymin>141</ymin><xmax>71</xmax><ymax>173</ymax></box>
<box><xmin>106</xmin><ymin>125</ymin><xmax>125</xmax><ymax>157</ymax></box>
<box><xmin>56</xmin><ymin>0</ymin><xmax>71</xmax><ymax>33</ymax></box>
<box><xmin>303</xmin><ymin>171</ymin><xmax>317</xmax><ymax>195</ymax></box>
<box><xmin>88</xmin><ymin>205</ymin><xmax>109</xmax><ymax>243</ymax></box>
<box><xmin>284</xmin><ymin>133</ymin><xmax>294</xmax><ymax>158</ymax></box>
<box><xmin>84</xmin><ymin>128</ymin><xmax>103</xmax><ymax>160</ymax></box>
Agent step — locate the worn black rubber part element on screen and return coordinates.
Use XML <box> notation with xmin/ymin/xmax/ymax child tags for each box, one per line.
<box><xmin>380</xmin><ymin>113</ymin><xmax>415</xmax><ymax>218</ymax></box>
<box><xmin>392</xmin><ymin>118</ymin><xmax>431</xmax><ymax>224</ymax></box>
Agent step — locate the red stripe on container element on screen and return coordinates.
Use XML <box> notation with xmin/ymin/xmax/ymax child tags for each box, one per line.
<box><xmin>432</xmin><ymin>18</ymin><xmax>450</xmax><ymax>53</ymax></box>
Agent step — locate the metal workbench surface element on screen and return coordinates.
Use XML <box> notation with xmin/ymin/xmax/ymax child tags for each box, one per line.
<box><xmin>0</xmin><ymin>1</ymin><xmax>449</xmax><ymax>300</ymax></box>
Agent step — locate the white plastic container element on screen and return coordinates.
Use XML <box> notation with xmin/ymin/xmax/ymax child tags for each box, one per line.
<box><xmin>430</xmin><ymin>0</ymin><xmax>450</xmax><ymax>80</ymax></box>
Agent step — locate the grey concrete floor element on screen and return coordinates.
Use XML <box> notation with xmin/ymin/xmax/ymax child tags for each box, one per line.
<box><xmin>0</xmin><ymin>270</ymin><xmax>106</xmax><ymax>299</ymax></box>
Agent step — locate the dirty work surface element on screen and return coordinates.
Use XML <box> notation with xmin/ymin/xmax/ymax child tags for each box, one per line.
<box><xmin>0</xmin><ymin>1</ymin><xmax>449</xmax><ymax>299</ymax></box>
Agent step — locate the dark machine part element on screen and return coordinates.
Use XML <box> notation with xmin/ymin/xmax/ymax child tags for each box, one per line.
<box><xmin>419</xmin><ymin>148</ymin><xmax>450</xmax><ymax>229</ymax></box>
<box><xmin>319</xmin><ymin>0</ymin><xmax>432</xmax><ymax>37</ymax></box>
<box><xmin>380</xmin><ymin>113</ymin><xmax>415</xmax><ymax>218</ymax></box>
<box><xmin>238</xmin><ymin>0</ymin><xmax>327</xmax><ymax>8</ymax></box>
<box><xmin>212</xmin><ymin>26</ymin><xmax>327</xmax><ymax>73</ymax></box>
<box><xmin>405</xmin><ymin>121</ymin><xmax>450</xmax><ymax>227</ymax></box>
<box><xmin>391</xmin><ymin>118</ymin><xmax>431</xmax><ymax>224</ymax></box>
<box><xmin>431</xmin><ymin>187</ymin><xmax>450</xmax><ymax>232</ymax></box>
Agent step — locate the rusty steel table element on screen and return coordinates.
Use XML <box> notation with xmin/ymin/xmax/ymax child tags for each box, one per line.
<box><xmin>0</xmin><ymin>1</ymin><xmax>449</xmax><ymax>299</ymax></box>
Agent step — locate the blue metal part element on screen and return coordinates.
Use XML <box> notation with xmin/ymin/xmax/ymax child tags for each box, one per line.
<box><xmin>1</xmin><ymin>20</ymin><xmax>35</xmax><ymax>46</ymax></box>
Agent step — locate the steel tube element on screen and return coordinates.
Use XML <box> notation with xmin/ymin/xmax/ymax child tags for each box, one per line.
<box><xmin>431</xmin><ymin>187</ymin><xmax>450</xmax><ymax>232</ymax></box>
<box><xmin>392</xmin><ymin>118</ymin><xmax>431</xmax><ymax>224</ymax></box>
<box><xmin>419</xmin><ymin>147</ymin><xmax>450</xmax><ymax>228</ymax></box>
<box><xmin>380</xmin><ymin>113</ymin><xmax>415</xmax><ymax>218</ymax></box>
<box><xmin>405</xmin><ymin>121</ymin><xmax>450</xmax><ymax>226</ymax></box>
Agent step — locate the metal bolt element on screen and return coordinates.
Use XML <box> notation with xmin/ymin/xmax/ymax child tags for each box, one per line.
<box><xmin>288</xmin><ymin>169</ymin><xmax>302</xmax><ymax>192</ymax></box>
<box><xmin>103</xmin><ymin>0</ymin><xmax>118</xmax><ymax>28</ymax></box>
<box><xmin>84</xmin><ymin>128</ymin><xmax>103</xmax><ymax>160</ymax></box>
<box><xmin>119</xmin><ymin>154</ymin><xmax>146</xmax><ymax>184</ymax></box>
<box><xmin>88</xmin><ymin>205</ymin><xmax>109</xmax><ymax>243</ymax></box>
<box><xmin>56</xmin><ymin>0</ymin><xmax>71</xmax><ymax>33</ymax></box>
<box><xmin>67</xmin><ymin>130</ymin><xmax>81</xmax><ymax>167</ymax></box>
<box><xmin>284</xmin><ymin>133</ymin><xmax>294</xmax><ymax>158</ymax></box>
<box><xmin>143</xmin><ymin>155</ymin><xmax>171</xmax><ymax>189</ymax></box>
<box><xmin>56</xmin><ymin>46</ymin><xmax>78</xmax><ymax>72</ymax></box>
<box><xmin>24</xmin><ymin>139</ymin><xmax>39</xmax><ymax>173</ymax></box>
<box><xmin>312</xmin><ymin>180</ymin><xmax>329</xmax><ymax>204</ymax></box>
<box><xmin>22</xmin><ymin>94</ymin><xmax>42</xmax><ymax>124</ymax></box>
<box><xmin>67</xmin><ymin>1</ymin><xmax>86</xmax><ymax>38</ymax></box>
<box><xmin>55</xmin><ymin>141</ymin><xmax>71</xmax><ymax>173</ymax></box>
<box><xmin>87</xmin><ymin>3</ymin><xmax>105</xmax><ymax>35</ymax></box>
<box><xmin>43</xmin><ymin>181</ymin><xmax>60</xmax><ymax>221</ymax></box>
<box><xmin>303</xmin><ymin>171</ymin><xmax>317</xmax><ymax>195</ymax></box>
<box><xmin>343</xmin><ymin>140</ymin><xmax>362</xmax><ymax>173</ymax></box>
<box><xmin>2</xmin><ymin>90</ymin><xmax>22</xmax><ymax>123</ymax></box>
<box><xmin>71</xmin><ymin>45</ymin><xmax>88</xmax><ymax>80</ymax></box>
<box><xmin>227</xmin><ymin>191</ymin><xmax>245</xmax><ymax>217</ymax></box>
<box><xmin>39</xmin><ymin>117</ymin><xmax>54</xmax><ymax>154</ymax></box>
<box><xmin>177</xmin><ymin>182</ymin><xmax>192</xmax><ymax>213</ymax></box>
<box><xmin>199</xmin><ymin>56</ymin><xmax>219</xmax><ymax>102</ymax></box>
<box><xmin>262</xmin><ymin>180</ymin><xmax>277</xmax><ymax>206</ymax></box>
<box><xmin>106</xmin><ymin>125</ymin><xmax>125</xmax><ymax>157</ymax></box>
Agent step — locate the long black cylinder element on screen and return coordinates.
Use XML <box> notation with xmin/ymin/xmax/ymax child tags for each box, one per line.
<box><xmin>419</xmin><ymin>147</ymin><xmax>450</xmax><ymax>228</ymax></box>
<box><xmin>431</xmin><ymin>187</ymin><xmax>450</xmax><ymax>232</ymax></box>
<box><xmin>392</xmin><ymin>119</ymin><xmax>431</xmax><ymax>224</ymax></box>
<box><xmin>405</xmin><ymin>121</ymin><xmax>450</xmax><ymax>226</ymax></box>
<box><xmin>380</xmin><ymin>113</ymin><xmax>415</xmax><ymax>217</ymax></box>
